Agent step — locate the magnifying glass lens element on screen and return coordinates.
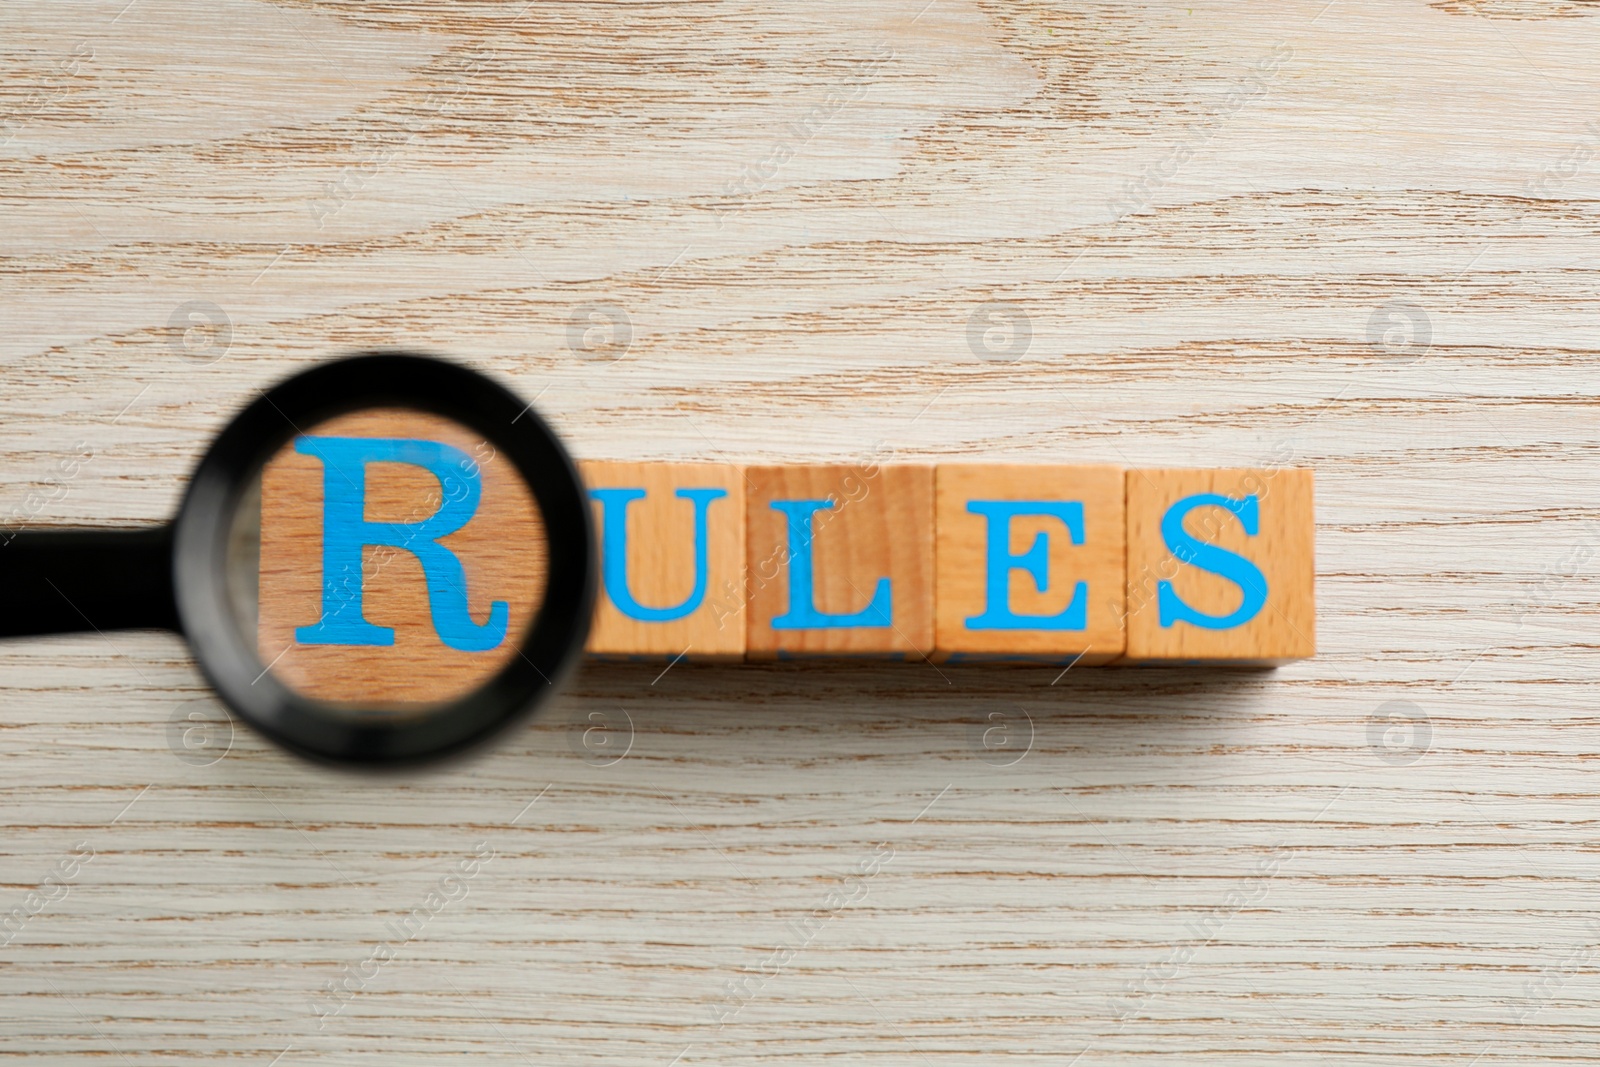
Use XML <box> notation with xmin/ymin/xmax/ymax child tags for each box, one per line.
<box><xmin>225</xmin><ymin>407</ymin><xmax>548</xmax><ymax>718</ymax></box>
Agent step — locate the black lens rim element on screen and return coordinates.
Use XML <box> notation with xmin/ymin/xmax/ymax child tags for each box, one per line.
<box><xmin>172</xmin><ymin>352</ymin><xmax>594</xmax><ymax>767</ymax></box>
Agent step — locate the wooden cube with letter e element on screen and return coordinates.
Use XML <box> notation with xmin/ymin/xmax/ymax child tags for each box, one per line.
<box><xmin>1123</xmin><ymin>468</ymin><xmax>1315</xmax><ymax>665</ymax></box>
<box><xmin>934</xmin><ymin>464</ymin><xmax>1126</xmax><ymax>664</ymax></box>
<box><xmin>745</xmin><ymin>464</ymin><xmax>934</xmax><ymax>659</ymax></box>
<box><xmin>582</xmin><ymin>461</ymin><xmax>746</xmax><ymax>659</ymax></box>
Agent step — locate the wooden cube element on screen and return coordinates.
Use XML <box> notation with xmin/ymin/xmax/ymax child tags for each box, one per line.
<box><xmin>934</xmin><ymin>464</ymin><xmax>1126</xmax><ymax>664</ymax></box>
<box><xmin>582</xmin><ymin>461</ymin><xmax>746</xmax><ymax>660</ymax></box>
<box><xmin>745</xmin><ymin>464</ymin><xmax>934</xmax><ymax>659</ymax></box>
<box><xmin>1123</xmin><ymin>468</ymin><xmax>1315</xmax><ymax>664</ymax></box>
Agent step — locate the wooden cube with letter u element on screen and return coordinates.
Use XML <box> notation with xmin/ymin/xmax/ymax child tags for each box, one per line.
<box><xmin>1123</xmin><ymin>468</ymin><xmax>1315</xmax><ymax>664</ymax></box>
<box><xmin>745</xmin><ymin>464</ymin><xmax>934</xmax><ymax>659</ymax></box>
<box><xmin>934</xmin><ymin>464</ymin><xmax>1126</xmax><ymax>663</ymax></box>
<box><xmin>582</xmin><ymin>461</ymin><xmax>746</xmax><ymax>659</ymax></box>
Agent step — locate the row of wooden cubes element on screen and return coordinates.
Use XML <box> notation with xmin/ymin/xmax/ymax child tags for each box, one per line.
<box><xmin>579</xmin><ymin>462</ymin><xmax>1315</xmax><ymax>665</ymax></box>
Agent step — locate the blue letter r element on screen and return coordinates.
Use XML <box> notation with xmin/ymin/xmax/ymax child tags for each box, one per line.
<box><xmin>292</xmin><ymin>436</ymin><xmax>508</xmax><ymax>652</ymax></box>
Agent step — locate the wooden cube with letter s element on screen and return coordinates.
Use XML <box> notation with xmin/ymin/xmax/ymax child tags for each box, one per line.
<box><xmin>1122</xmin><ymin>468</ymin><xmax>1316</xmax><ymax>665</ymax></box>
<box><xmin>582</xmin><ymin>461</ymin><xmax>747</xmax><ymax>659</ymax></box>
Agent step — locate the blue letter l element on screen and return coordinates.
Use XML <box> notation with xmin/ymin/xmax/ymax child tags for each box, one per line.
<box><xmin>769</xmin><ymin>499</ymin><xmax>891</xmax><ymax>629</ymax></box>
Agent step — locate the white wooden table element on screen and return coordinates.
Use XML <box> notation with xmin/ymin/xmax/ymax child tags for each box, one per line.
<box><xmin>3</xmin><ymin>1</ymin><xmax>1598</xmax><ymax>1061</ymax></box>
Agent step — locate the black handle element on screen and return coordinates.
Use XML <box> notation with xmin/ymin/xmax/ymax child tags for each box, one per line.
<box><xmin>0</xmin><ymin>527</ymin><xmax>179</xmax><ymax>637</ymax></box>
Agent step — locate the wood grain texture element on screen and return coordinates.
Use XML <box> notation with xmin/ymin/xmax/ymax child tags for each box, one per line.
<box><xmin>3</xmin><ymin>0</ymin><xmax>1600</xmax><ymax>1062</ymax></box>
<box><xmin>581</xmin><ymin>461</ymin><xmax>746</xmax><ymax>660</ymax></box>
<box><xmin>1123</xmin><ymin>467</ymin><xmax>1316</xmax><ymax>665</ymax></box>
<box><xmin>935</xmin><ymin>464</ymin><xmax>1126</xmax><ymax>664</ymax></box>
<box><xmin>744</xmin><ymin>464</ymin><xmax>934</xmax><ymax>660</ymax></box>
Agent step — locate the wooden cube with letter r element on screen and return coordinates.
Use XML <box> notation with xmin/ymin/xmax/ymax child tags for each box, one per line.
<box><xmin>934</xmin><ymin>464</ymin><xmax>1126</xmax><ymax>663</ymax></box>
<box><xmin>582</xmin><ymin>461</ymin><xmax>746</xmax><ymax>659</ymax></box>
<box><xmin>1123</xmin><ymin>468</ymin><xmax>1315</xmax><ymax>665</ymax></box>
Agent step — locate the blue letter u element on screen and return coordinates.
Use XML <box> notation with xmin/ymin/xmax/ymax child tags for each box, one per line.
<box><xmin>292</xmin><ymin>436</ymin><xmax>508</xmax><ymax>652</ymax></box>
<box><xmin>590</xmin><ymin>487</ymin><xmax>727</xmax><ymax>622</ymax></box>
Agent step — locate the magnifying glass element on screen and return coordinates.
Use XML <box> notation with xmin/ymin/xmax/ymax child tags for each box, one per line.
<box><xmin>0</xmin><ymin>354</ymin><xmax>595</xmax><ymax>767</ymax></box>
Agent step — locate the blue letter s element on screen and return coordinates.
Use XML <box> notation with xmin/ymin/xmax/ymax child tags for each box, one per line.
<box><xmin>1157</xmin><ymin>493</ymin><xmax>1269</xmax><ymax>630</ymax></box>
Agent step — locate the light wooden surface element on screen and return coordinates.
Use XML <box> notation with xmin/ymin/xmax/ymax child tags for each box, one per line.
<box><xmin>2</xmin><ymin>0</ymin><xmax>1598</xmax><ymax>1062</ymax></box>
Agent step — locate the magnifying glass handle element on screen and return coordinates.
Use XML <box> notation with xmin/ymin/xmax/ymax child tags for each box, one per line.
<box><xmin>0</xmin><ymin>527</ymin><xmax>179</xmax><ymax>638</ymax></box>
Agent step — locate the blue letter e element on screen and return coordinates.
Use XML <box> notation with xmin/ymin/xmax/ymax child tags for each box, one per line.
<box><xmin>293</xmin><ymin>436</ymin><xmax>509</xmax><ymax>652</ymax></box>
<box><xmin>1157</xmin><ymin>493</ymin><xmax>1269</xmax><ymax>631</ymax></box>
<box><xmin>964</xmin><ymin>500</ymin><xmax>1087</xmax><ymax>631</ymax></box>
<box><xmin>769</xmin><ymin>499</ymin><xmax>891</xmax><ymax>629</ymax></box>
<box><xmin>590</xmin><ymin>487</ymin><xmax>727</xmax><ymax>622</ymax></box>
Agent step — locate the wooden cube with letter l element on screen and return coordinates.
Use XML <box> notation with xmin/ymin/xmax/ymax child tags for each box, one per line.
<box><xmin>934</xmin><ymin>464</ymin><xmax>1126</xmax><ymax>664</ymax></box>
<box><xmin>1122</xmin><ymin>468</ymin><xmax>1315</xmax><ymax>665</ymax></box>
<box><xmin>582</xmin><ymin>461</ymin><xmax>746</xmax><ymax>659</ymax></box>
<box><xmin>745</xmin><ymin>464</ymin><xmax>934</xmax><ymax>659</ymax></box>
